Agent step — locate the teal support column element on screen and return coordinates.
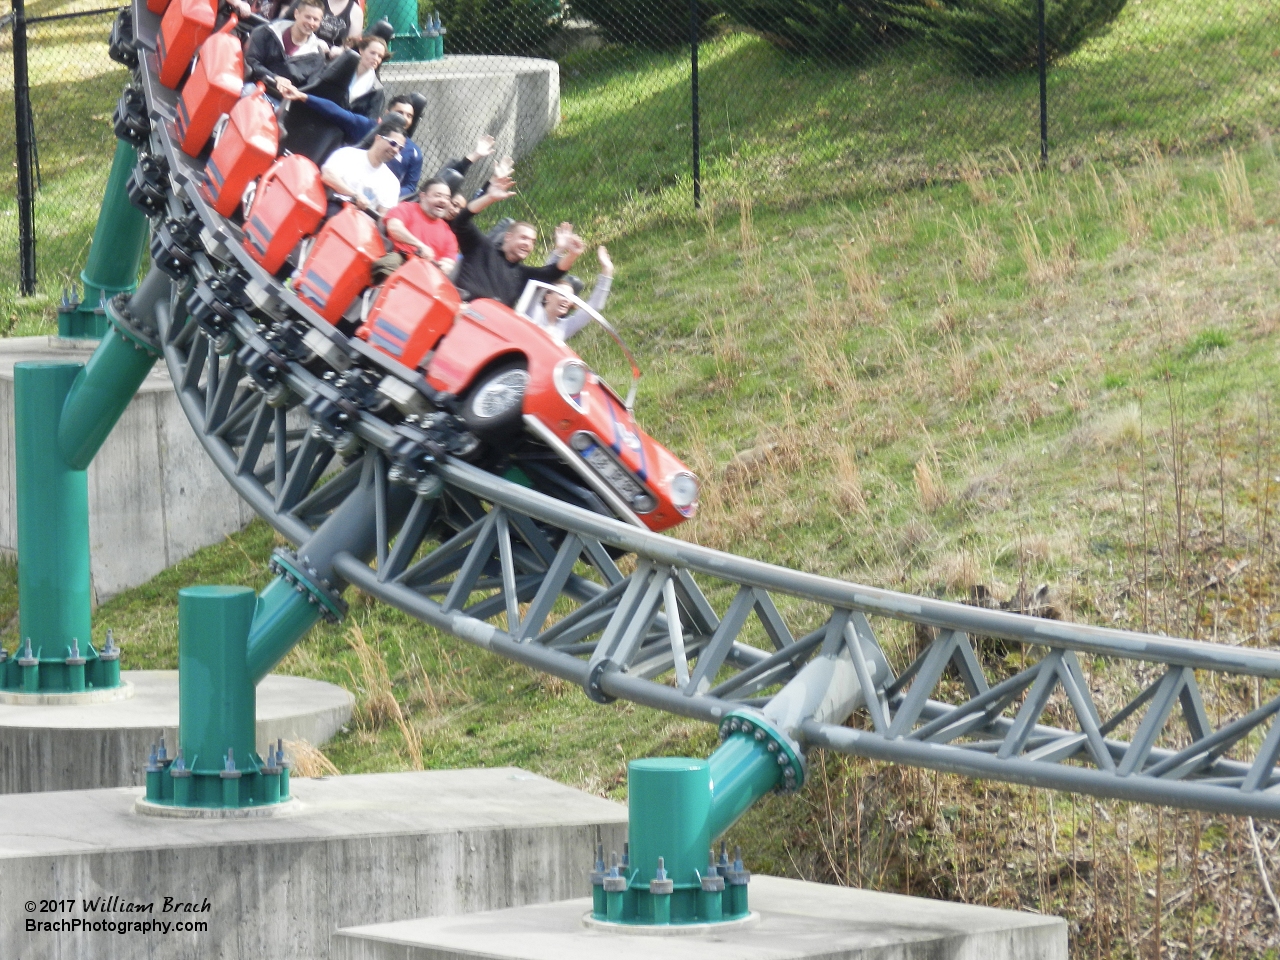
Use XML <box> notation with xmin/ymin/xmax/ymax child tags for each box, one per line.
<box><xmin>58</xmin><ymin>324</ymin><xmax>160</xmax><ymax>470</ymax></box>
<box><xmin>14</xmin><ymin>363</ymin><xmax>93</xmax><ymax>660</ymax></box>
<box><xmin>616</xmin><ymin>711</ymin><xmax>804</xmax><ymax>926</ymax></box>
<box><xmin>140</xmin><ymin>580</ymin><xmax>324</xmax><ymax>809</ymax></box>
<box><xmin>245</xmin><ymin>576</ymin><xmax>324</xmax><ymax>683</ymax></box>
<box><xmin>10</xmin><ymin>271</ymin><xmax>162</xmax><ymax>693</ymax></box>
<box><xmin>179</xmin><ymin>586</ymin><xmax>258</xmax><ymax>777</ymax></box>
<box><xmin>628</xmin><ymin>758</ymin><xmax>713</xmax><ymax>893</ymax></box>
<box><xmin>366</xmin><ymin>0</ymin><xmax>430</xmax><ymax>60</ymax></box>
<box><xmin>58</xmin><ymin>140</ymin><xmax>149</xmax><ymax>339</ymax></box>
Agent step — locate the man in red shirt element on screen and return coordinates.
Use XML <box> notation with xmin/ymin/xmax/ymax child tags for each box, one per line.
<box><xmin>383</xmin><ymin>178</ymin><xmax>459</xmax><ymax>278</ymax></box>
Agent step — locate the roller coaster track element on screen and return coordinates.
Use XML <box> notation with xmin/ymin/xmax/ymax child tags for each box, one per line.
<box><xmin>124</xmin><ymin>0</ymin><xmax>1280</xmax><ymax>819</ymax></box>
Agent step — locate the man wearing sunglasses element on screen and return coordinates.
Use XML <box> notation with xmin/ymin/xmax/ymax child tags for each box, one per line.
<box><xmin>319</xmin><ymin>116</ymin><xmax>406</xmax><ymax>216</ymax></box>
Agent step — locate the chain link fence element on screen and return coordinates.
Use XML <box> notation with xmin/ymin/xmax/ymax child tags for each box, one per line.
<box><xmin>4</xmin><ymin>0</ymin><xmax>1279</xmax><ymax>305</ymax></box>
<box><xmin>2</xmin><ymin>1</ymin><xmax>126</xmax><ymax>308</ymax></box>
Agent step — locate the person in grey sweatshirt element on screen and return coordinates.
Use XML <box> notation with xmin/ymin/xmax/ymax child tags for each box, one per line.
<box><xmin>523</xmin><ymin>245</ymin><xmax>614</xmax><ymax>342</ymax></box>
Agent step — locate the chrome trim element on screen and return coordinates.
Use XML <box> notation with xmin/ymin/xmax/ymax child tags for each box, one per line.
<box><xmin>522</xmin><ymin>414</ymin><xmax>644</xmax><ymax>528</ymax></box>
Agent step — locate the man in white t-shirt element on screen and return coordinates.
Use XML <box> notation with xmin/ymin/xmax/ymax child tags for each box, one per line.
<box><xmin>319</xmin><ymin>117</ymin><xmax>405</xmax><ymax>216</ymax></box>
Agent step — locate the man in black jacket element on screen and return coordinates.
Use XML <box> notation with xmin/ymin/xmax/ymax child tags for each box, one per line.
<box><xmin>244</xmin><ymin>0</ymin><xmax>328</xmax><ymax>101</ymax></box>
<box><xmin>450</xmin><ymin>174</ymin><xmax>584</xmax><ymax>307</ymax></box>
<box><xmin>450</xmin><ymin>172</ymin><xmax>586</xmax><ymax>305</ymax></box>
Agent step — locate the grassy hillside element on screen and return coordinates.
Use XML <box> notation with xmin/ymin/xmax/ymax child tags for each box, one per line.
<box><xmin>2</xmin><ymin>0</ymin><xmax>1280</xmax><ymax>953</ymax></box>
<box><xmin>4</xmin><ymin>0</ymin><xmax>1279</xmax><ymax>324</ymax></box>
<box><xmin>1</xmin><ymin>141</ymin><xmax>1278</xmax><ymax>957</ymax></box>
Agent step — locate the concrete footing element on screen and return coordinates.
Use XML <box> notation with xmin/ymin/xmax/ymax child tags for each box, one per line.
<box><xmin>333</xmin><ymin>876</ymin><xmax>1067</xmax><ymax>960</ymax></box>
<box><xmin>0</xmin><ymin>768</ymin><xmax>627</xmax><ymax>960</ymax></box>
<box><xmin>0</xmin><ymin>670</ymin><xmax>353</xmax><ymax>794</ymax></box>
<box><xmin>0</xmin><ymin>337</ymin><xmax>257</xmax><ymax>602</ymax></box>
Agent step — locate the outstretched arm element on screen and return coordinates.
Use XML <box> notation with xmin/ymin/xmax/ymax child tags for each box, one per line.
<box><xmin>558</xmin><ymin>246</ymin><xmax>613</xmax><ymax>340</ymax></box>
<box><xmin>552</xmin><ymin>232</ymin><xmax>585</xmax><ymax>272</ymax></box>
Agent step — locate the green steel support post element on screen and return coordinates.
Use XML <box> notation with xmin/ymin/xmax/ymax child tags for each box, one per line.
<box><xmin>58</xmin><ymin>140</ymin><xmax>149</xmax><ymax>339</ymax></box>
<box><xmin>178</xmin><ymin>586</ymin><xmax>258</xmax><ymax>778</ymax></box>
<box><xmin>365</xmin><ymin>0</ymin><xmax>430</xmax><ymax>60</ymax></box>
<box><xmin>6</xmin><ymin>265</ymin><xmax>164</xmax><ymax>693</ymax></box>
<box><xmin>611</xmin><ymin>711</ymin><xmax>804</xmax><ymax>926</ymax></box>
<box><xmin>245</xmin><ymin>576</ymin><xmax>324</xmax><ymax>683</ymax></box>
<box><xmin>14</xmin><ymin>364</ymin><xmax>93</xmax><ymax>674</ymax></box>
<box><xmin>58</xmin><ymin>267</ymin><xmax>166</xmax><ymax>470</ymax></box>
<box><xmin>144</xmin><ymin>582</ymin><xmax>317</xmax><ymax>809</ymax></box>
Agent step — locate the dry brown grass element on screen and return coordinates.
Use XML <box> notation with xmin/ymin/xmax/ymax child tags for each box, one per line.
<box><xmin>914</xmin><ymin>454</ymin><xmax>949</xmax><ymax>513</ymax></box>
<box><xmin>926</xmin><ymin>550</ymin><xmax>981</xmax><ymax>591</ymax></box>
<box><xmin>1111</xmin><ymin>169</ymin><xmax>1148</xmax><ymax>241</ymax></box>
<box><xmin>282</xmin><ymin>738</ymin><xmax>340</xmax><ymax>778</ymax></box>
<box><xmin>837</xmin><ymin>236</ymin><xmax>888</xmax><ymax>322</ymax></box>
<box><xmin>948</xmin><ymin>338</ymin><xmax>975</xmax><ymax>403</ymax></box>
<box><xmin>959</xmin><ymin>153</ymin><xmax>993</xmax><ymax>205</ymax></box>
<box><xmin>953</xmin><ymin>213</ymin><xmax>997</xmax><ymax>283</ymax></box>
<box><xmin>1017</xmin><ymin>215</ymin><xmax>1074</xmax><ymax>285</ymax></box>
<box><xmin>1218</xmin><ymin>148</ymin><xmax>1257</xmax><ymax>232</ymax></box>
<box><xmin>832</xmin><ymin>446</ymin><xmax>869</xmax><ymax>516</ymax></box>
<box><xmin>345</xmin><ymin>622</ymin><xmax>423</xmax><ymax>769</ymax></box>
<box><xmin>739</xmin><ymin>195</ymin><xmax>764</xmax><ymax>296</ymax></box>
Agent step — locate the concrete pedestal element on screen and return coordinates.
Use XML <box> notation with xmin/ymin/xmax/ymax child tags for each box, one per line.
<box><xmin>0</xmin><ymin>670</ymin><xmax>353</xmax><ymax>794</ymax></box>
<box><xmin>0</xmin><ymin>337</ymin><xmax>257</xmax><ymax>603</ymax></box>
<box><xmin>0</xmin><ymin>768</ymin><xmax>626</xmax><ymax>960</ymax></box>
<box><xmin>333</xmin><ymin>876</ymin><xmax>1067</xmax><ymax>960</ymax></box>
<box><xmin>380</xmin><ymin>56</ymin><xmax>559</xmax><ymax>192</ymax></box>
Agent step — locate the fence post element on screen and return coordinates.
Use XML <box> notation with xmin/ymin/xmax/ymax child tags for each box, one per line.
<box><xmin>12</xmin><ymin>0</ymin><xmax>37</xmax><ymax>295</ymax></box>
<box><xmin>690</xmin><ymin>0</ymin><xmax>700</xmax><ymax>210</ymax></box>
<box><xmin>1037</xmin><ymin>0</ymin><xmax>1047</xmax><ymax>163</ymax></box>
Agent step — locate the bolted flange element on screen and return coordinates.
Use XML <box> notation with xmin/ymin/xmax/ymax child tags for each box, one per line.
<box><xmin>717</xmin><ymin>708</ymin><xmax>806</xmax><ymax>793</ymax></box>
<box><xmin>269</xmin><ymin>549</ymin><xmax>348</xmax><ymax>624</ymax></box>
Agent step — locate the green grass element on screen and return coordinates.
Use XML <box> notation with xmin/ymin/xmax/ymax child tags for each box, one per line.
<box><xmin>0</xmin><ymin>139</ymin><xmax>1278</xmax><ymax>954</ymax></box>
<box><xmin>5</xmin><ymin>0</ymin><xmax>1279</xmax><ymax>326</ymax></box>
<box><xmin>0</xmin><ymin>0</ymin><xmax>131</xmax><ymax>332</ymax></box>
<box><xmin>3</xmin><ymin>1</ymin><xmax>1280</xmax><ymax>953</ymax></box>
<box><xmin>510</xmin><ymin>0</ymin><xmax>1280</xmax><ymax>238</ymax></box>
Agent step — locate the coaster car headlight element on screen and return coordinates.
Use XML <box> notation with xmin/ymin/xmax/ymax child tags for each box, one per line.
<box><xmin>554</xmin><ymin>359</ymin><xmax>589</xmax><ymax>407</ymax></box>
<box><xmin>669</xmin><ymin>471</ymin><xmax>700</xmax><ymax>509</ymax></box>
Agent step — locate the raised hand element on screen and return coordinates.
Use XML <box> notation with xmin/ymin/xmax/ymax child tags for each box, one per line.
<box><xmin>553</xmin><ymin>221</ymin><xmax>574</xmax><ymax>250</ymax></box>
<box><xmin>487</xmin><ymin>176</ymin><xmax>516</xmax><ymax>201</ymax></box>
<box><xmin>472</xmin><ymin>134</ymin><xmax>496</xmax><ymax>159</ymax></box>
<box><xmin>597</xmin><ymin>245</ymin><xmax>613</xmax><ymax>276</ymax></box>
<box><xmin>493</xmin><ymin>155</ymin><xmax>515</xmax><ymax>179</ymax></box>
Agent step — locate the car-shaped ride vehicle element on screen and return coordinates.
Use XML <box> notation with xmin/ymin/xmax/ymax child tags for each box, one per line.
<box><xmin>353</xmin><ymin>262</ymin><xmax>698</xmax><ymax>531</ymax></box>
<box><xmin>147</xmin><ymin>11</ymin><xmax>699</xmax><ymax>532</ymax></box>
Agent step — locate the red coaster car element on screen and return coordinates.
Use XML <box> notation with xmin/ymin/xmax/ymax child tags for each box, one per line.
<box><xmin>357</xmin><ymin>262</ymin><xmax>698</xmax><ymax>531</ymax></box>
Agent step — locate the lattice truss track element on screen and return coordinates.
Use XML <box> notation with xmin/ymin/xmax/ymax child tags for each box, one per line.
<box><xmin>153</xmin><ymin>274</ymin><xmax>1280</xmax><ymax>818</ymax></box>
<box><xmin>119</xmin><ymin>0</ymin><xmax>1280</xmax><ymax>815</ymax></box>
